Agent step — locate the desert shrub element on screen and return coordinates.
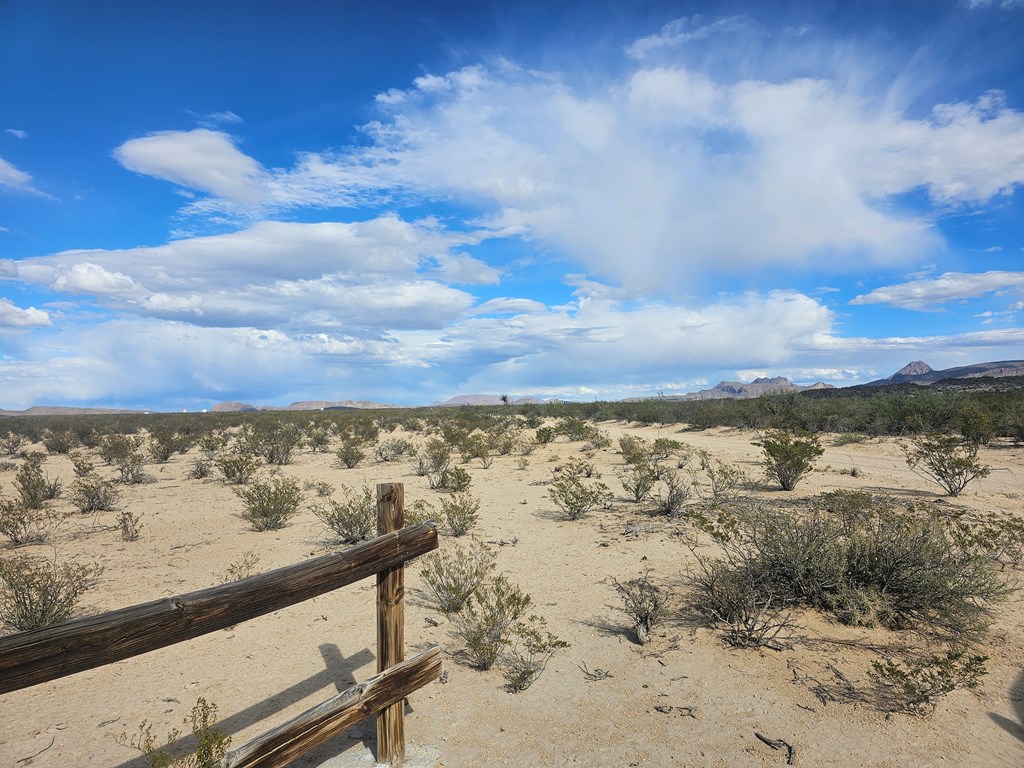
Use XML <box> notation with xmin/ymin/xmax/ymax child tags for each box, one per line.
<box><xmin>235</xmin><ymin>476</ymin><xmax>303</xmax><ymax>531</ymax></box>
<box><xmin>690</xmin><ymin>500</ymin><xmax>1011</xmax><ymax>647</ymax></box>
<box><xmin>304</xmin><ymin>420</ymin><xmax>333</xmax><ymax>453</ymax></box>
<box><xmin>502</xmin><ymin>615</ymin><xmax>569</xmax><ymax>693</ymax></box>
<box><xmin>148</xmin><ymin>430</ymin><xmax>189</xmax><ymax>463</ymax></box>
<box><xmin>117</xmin><ymin>509</ymin><xmax>142</xmax><ymax>541</ymax></box>
<box><xmin>0</xmin><ymin>555</ymin><xmax>102</xmax><ymax>631</ymax></box>
<box><xmin>691</xmin><ymin>451</ymin><xmax>749</xmax><ymax>505</ymax></box>
<box><xmin>419</xmin><ymin>539</ymin><xmax>496</xmax><ymax>614</ymax></box>
<box><xmin>457</xmin><ymin>433</ymin><xmax>490</xmax><ymax>464</ymax></box>
<box><xmin>439</xmin><ymin>493</ymin><xmax>480</xmax><ymax>537</ymax></box>
<box><xmin>612</xmin><ymin>571</ymin><xmax>664</xmax><ymax>645</ymax></box>
<box><xmin>187</xmin><ymin>457</ymin><xmax>213</xmax><ymax>479</ymax></box>
<box><xmin>13</xmin><ymin>457</ymin><xmax>61</xmax><ymax>509</ymax></box>
<box><xmin>453</xmin><ymin>575</ymin><xmax>531</xmax><ymax>670</ymax></box>
<box><xmin>41</xmin><ymin>428</ymin><xmax>78</xmax><ymax>455</ymax></box>
<box><xmin>307</xmin><ymin>480</ymin><xmax>334</xmax><ymax>498</ymax></box>
<box><xmin>197</xmin><ymin>431</ymin><xmax>228</xmax><ymax>460</ymax></box>
<box><xmin>618</xmin><ymin>435</ymin><xmax>647</xmax><ymax>465</ymax></box>
<box><xmin>549</xmin><ymin>472</ymin><xmax>612</xmax><ymax>520</ymax></box>
<box><xmin>553</xmin><ymin>416</ymin><xmax>594</xmax><ymax>441</ymax></box>
<box><xmin>871</xmin><ymin>650</ymin><xmax>988</xmax><ymax>715</ymax></box>
<box><xmin>221</xmin><ymin>551</ymin><xmax>262</xmax><ymax>583</ymax></box>
<box><xmin>215</xmin><ymin>451</ymin><xmax>261</xmax><ymax>485</ymax></box>
<box><xmin>69</xmin><ymin>450</ymin><xmax>95</xmax><ymax>477</ymax></box>
<box><xmin>243</xmin><ymin>422</ymin><xmax>305</xmax><ymax>465</ymax></box>
<box><xmin>0</xmin><ymin>499</ymin><xmax>62</xmax><ymax>546</ymax></box>
<box><xmin>1</xmin><ymin>432</ymin><xmax>25</xmax><ymax>457</ymax></box>
<box><xmin>754</xmin><ymin>429</ymin><xmax>824</xmax><ymax>491</ymax></box>
<box><xmin>434</xmin><ymin>465</ymin><xmax>472</xmax><ymax>492</ymax></box>
<box><xmin>946</xmin><ymin>510</ymin><xmax>1024</xmax><ymax>569</ymax></box>
<box><xmin>404</xmin><ymin>498</ymin><xmax>435</xmax><ymax>528</ymax></box>
<box><xmin>535</xmin><ymin>426</ymin><xmax>556</xmax><ymax>445</ymax></box>
<box><xmin>69</xmin><ymin>475</ymin><xmax>121</xmax><ymax>513</ymax></box>
<box><xmin>118</xmin><ymin>697</ymin><xmax>230</xmax><ymax>768</ymax></box>
<box><xmin>653</xmin><ymin>469</ymin><xmax>690</xmax><ymax>516</ymax></box>
<box><xmin>620</xmin><ymin>463</ymin><xmax>657</xmax><ymax>503</ymax></box>
<box><xmin>335</xmin><ymin>438</ymin><xmax>365</xmax><ymax>469</ymax></box>
<box><xmin>903</xmin><ymin>433</ymin><xmax>991</xmax><ymax>496</ymax></box>
<box><xmin>100</xmin><ymin>433</ymin><xmax>145</xmax><ymax>465</ymax></box>
<box><xmin>312</xmin><ymin>484</ymin><xmax>376</xmax><ymax>544</ymax></box>
<box><xmin>374</xmin><ymin>438</ymin><xmax>414</xmax><ymax>462</ymax></box>
<box><xmin>690</xmin><ymin>556</ymin><xmax>795</xmax><ymax>649</ymax></box>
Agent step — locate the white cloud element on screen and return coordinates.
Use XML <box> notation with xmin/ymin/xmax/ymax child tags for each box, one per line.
<box><xmin>850</xmin><ymin>271</ymin><xmax>1024</xmax><ymax>309</ymax></box>
<box><xmin>113</xmin><ymin>129</ymin><xmax>269</xmax><ymax>205</ymax></box>
<box><xmin>962</xmin><ymin>0</ymin><xmax>1024</xmax><ymax>8</ymax></box>
<box><xmin>0</xmin><ymin>298</ymin><xmax>50</xmax><ymax>328</ymax></box>
<box><xmin>4</xmin><ymin>129</ymin><xmax>27</xmax><ymax>139</ymax></box>
<box><xmin>0</xmin><ymin>216</ymin><xmax>491</xmax><ymax>332</ymax></box>
<box><xmin>625</xmin><ymin>16</ymin><xmax>757</xmax><ymax>60</ymax></box>
<box><xmin>0</xmin><ymin>156</ymin><xmax>40</xmax><ymax>194</ymax></box>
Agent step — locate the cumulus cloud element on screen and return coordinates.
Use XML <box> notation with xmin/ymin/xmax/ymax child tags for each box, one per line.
<box><xmin>0</xmin><ymin>216</ymin><xmax>492</xmax><ymax>331</ymax></box>
<box><xmin>850</xmin><ymin>271</ymin><xmax>1024</xmax><ymax>309</ymax></box>
<box><xmin>113</xmin><ymin>129</ymin><xmax>269</xmax><ymax>205</ymax></box>
<box><xmin>0</xmin><ymin>298</ymin><xmax>50</xmax><ymax>328</ymax></box>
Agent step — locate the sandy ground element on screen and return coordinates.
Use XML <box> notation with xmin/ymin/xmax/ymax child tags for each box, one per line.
<box><xmin>1</xmin><ymin>421</ymin><xmax>1023</xmax><ymax>767</ymax></box>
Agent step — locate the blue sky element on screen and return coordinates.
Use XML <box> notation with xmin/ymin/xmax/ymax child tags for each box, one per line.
<box><xmin>2</xmin><ymin>0</ymin><xmax>1024</xmax><ymax>410</ymax></box>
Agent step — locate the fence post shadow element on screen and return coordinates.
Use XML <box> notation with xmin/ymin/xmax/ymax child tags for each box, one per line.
<box><xmin>988</xmin><ymin>667</ymin><xmax>1024</xmax><ymax>743</ymax></box>
<box><xmin>112</xmin><ymin>643</ymin><xmax>376</xmax><ymax>768</ymax></box>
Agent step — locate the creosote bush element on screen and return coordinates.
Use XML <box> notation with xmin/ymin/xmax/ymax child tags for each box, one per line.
<box><xmin>419</xmin><ymin>538</ymin><xmax>496</xmax><ymax>614</ymax></box>
<box><xmin>612</xmin><ymin>571</ymin><xmax>664</xmax><ymax>645</ymax></box>
<box><xmin>502</xmin><ymin>614</ymin><xmax>569</xmax><ymax>693</ymax></box>
<box><xmin>549</xmin><ymin>471</ymin><xmax>612</xmax><ymax>520</ymax></box>
<box><xmin>0</xmin><ymin>499</ymin><xmax>62</xmax><ymax>546</ymax></box>
<box><xmin>117</xmin><ymin>509</ymin><xmax>142</xmax><ymax>541</ymax></box>
<box><xmin>118</xmin><ymin>697</ymin><xmax>230</xmax><ymax>768</ymax></box>
<box><xmin>69</xmin><ymin>475</ymin><xmax>121</xmax><ymax>513</ymax></box>
<box><xmin>439</xmin><ymin>492</ymin><xmax>480</xmax><ymax>537</ymax></box>
<box><xmin>0</xmin><ymin>555</ymin><xmax>102</xmax><ymax>631</ymax></box>
<box><xmin>215</xmin><ymin>451</ymin><xmax>261</xmax><ymax>485</ymax></box>
<box><xmin>690</xmin><ymin>497</ymin><xmax>1012</xmax><ymax>648</ymax></box>
<box><xmin>453</xmin><ymin>575</ymin><xmax>531</xmax><ymax>670</ymax></box>
<box><xmin>235</xmin><ymin>476</ymin><xmax>303</xmax><ymax>531</ymax></box>
<box><xmin>312</xmin><ymin>484</ymin><xmax>376</xmax><ymax>544</ymax></box>
<box><xmin>904</xmin><ymin>433</ymin><xmax>992</xmax><ymax>496</ymax></box>
<box><xmin>754</xmin><ymin>429</ymin><xmax>824</xmax><ymax>491</ymax></box>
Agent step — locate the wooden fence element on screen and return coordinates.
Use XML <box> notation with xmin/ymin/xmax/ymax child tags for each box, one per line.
<box><xmin>0</xmin><ymin>482</ymin><xmax>440</xmax><ymax>767</ymax></box>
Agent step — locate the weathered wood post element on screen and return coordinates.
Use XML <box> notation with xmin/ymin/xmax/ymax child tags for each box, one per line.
<box><xmin>376</xmin><ymin>483</ymin><xmax>405</xmax><ymax>765</ymax></box>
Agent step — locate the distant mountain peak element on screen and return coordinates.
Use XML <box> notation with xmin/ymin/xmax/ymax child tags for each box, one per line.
<box><xmin>893</xmin><ymin>361</ymin><xmax>933</xmax><ymax>378</ymax></box>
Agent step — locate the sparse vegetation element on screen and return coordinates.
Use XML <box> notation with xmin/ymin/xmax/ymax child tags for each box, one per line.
<box><xmin>69</xmin><ymin>475</ymin><xmax>121</xmax><ymax>513</ymax></box>
<box><xmin>311</xmin><ymin>484</ymin><xmax>376</xmax><ymax>544</ymax></box>
<box><xmin>419</xmin><ymin>539</ymin><xmax>496</xmax><ymax>614</ymax></box>
<box><xmin>0</xmin><ymin>554</ymin><xmax>102</xmax><ymax>631</ymax></box>
<box><xmin>235</xmin><ymin>476</ymin><xmax>304</xmax><ymax>531</ymax></box>
<box><xmin>453</xmin><ymin>575</ymin><xmax>531</xmax><ymax>670</ymax></box>
<box><xmin>438</xmin><ymin>492</ymin><xmax>480</xmax><ymax>537</ymax></box>
<box><xmin>117</xmin><ymin>697</ymin><xmax>230</xmax><ymax>768</ymax></box>
<box><xmin>612</xmin><ymin>571</ymin><xmax>664</xmax><ymax>644</ymax></box>
<box><xmin>903</xmin><ymin>433</ymin><xmax>992</xmax><ymax>496</ymax></box>
<box><xmin>754</xmin><ymin>429</ymin><xmax>824</xmax><ymax>491</ymax></box>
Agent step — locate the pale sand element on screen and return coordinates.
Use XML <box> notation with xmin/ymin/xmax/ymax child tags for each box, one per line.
<box><xmin>2</xmin><ymin>422</ymin><xmax>1023</xmax><ymax>767</ymax></box>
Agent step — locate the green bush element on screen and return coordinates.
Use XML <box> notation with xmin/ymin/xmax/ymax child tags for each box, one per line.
<box><xmin>215</xmin><ymin>451</ymin><xmax>261</xmax><ymax>484</ymax></box>
<box><xmin>419</xmin><ymin>539</ymin><xmax>495</xmax><ymax>614</ymax></box>
<box><xmin>242</xmin><ymin>422</ymin><xmax>305</xmax><ymax>465</ymax></box>
<box><xmin>312</xmin><ymin>484</ymin><xmax>376</xmax><ymax>544</ymax></box>
<box><xmin>42</xmin><ymin>429</ymin><xmax>79</xmax><ymax>455</ymax></box>
<box><xmin>903</xmin><ymin>434</ymin><xmax>991</xmax><ymax>496</ymax></box>
<box><xmin>620</xmin><ymin>463</ymin><xmax>657</xmax><ymax>503</ymax></box>
<box><xmin>235</xmin><ymin>476</ymin><xmax>304</xmax><ymax>531</ymax></box>
<box><xmin>118</xmin><ymin>697</ymin><xmax>230</xmax><ymax>768</ymax></box>
<box><xmin>549</xmin><ymin>473</ymin><xmax>611</xmax><ymax>520</ymax></box>
<box><xmin>439</xmin><ymin>492</ymin><xmax>480</xmax><ymax>537</ymax></box>
<box><xmin>374</xmin><ymin>437</ymin><xmax>414</xmax><ymax>462</ymax></box>
<box><xmin>753</xmin><ymin>429</ymin><xmax>823</xmax><ymax>491</ymax></box>
<box><xmin>453</xmin><ymin>575</ymin><xmax>531</xmax><ymax>670</ymax></box>
<box><xmin>1</xmin><ymin>432</ymin><xmax>25</xmax><ymax>458</ymax></box>
<box><xmin>502</xmin><ymin>615</ymin><xmax>569</xmax><ymax>693</ymax></box>
<box><xmin>0</xmin><ymin>499</ymin><xmax>62</xmax><ymax>546</ymax></box>
<box><xmin>0</xmin><ymin>555</ymin><xmax>102</xmax><ymax>631</ymax></box>
<box><xmin>612</xmin><ymin>571</ymin><xmax>664</xmax><ymax>645</ymax></box>
<box><xmin>117</xmin><ymin>509</ymin><xmax>142</xmax><ymax>541</ymax></box>
<box><xmin>69</xmin><ymin>475</ymin><xmax>121</xmax><ymax>513</ymax></box>
<box><xmin>335</xmin><ymin>438</ymin><xmax>366</xmax><ymax>469</ymax></box>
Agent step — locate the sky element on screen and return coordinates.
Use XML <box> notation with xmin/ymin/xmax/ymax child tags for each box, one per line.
<box><xmin>2</xmin><ymin>0</ymin><xmax>1024</xmax><ymax>411</ymax></box>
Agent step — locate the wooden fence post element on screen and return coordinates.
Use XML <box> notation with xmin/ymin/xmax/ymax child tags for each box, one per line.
<box><xmin>376</xmin><ymin>483</ymin><xmax>405</xmax><ymax>765</ymax></box>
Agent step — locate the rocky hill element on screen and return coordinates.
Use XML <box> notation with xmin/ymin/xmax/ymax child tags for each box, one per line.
<box><xmin>866</xmin><ymin>360</ymin><xmax>1024</xmax><ymax>386</ymax></box>
<box><xmin>637</xmin><ymin>376</ymin><xmax>835</xmax><ymax>402</ymax></box>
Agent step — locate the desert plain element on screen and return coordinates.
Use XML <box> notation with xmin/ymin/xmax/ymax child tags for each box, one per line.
<box><xmin>1</xmin><ymin>419</ymin><xmax>1023</xmax><ymax>767</ymax></box>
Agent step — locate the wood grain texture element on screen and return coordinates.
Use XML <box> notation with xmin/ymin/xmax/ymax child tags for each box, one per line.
<box><xmin>222</xmin><ymin>645</ymin><xmax>441</xmax><ymax>768</ymax></box>
<box><xmin>0</xmin><ymin>522</ymin><xmax>437</xmax><ymax>695</ymax></box>
<box><xmin>376</xmin><ymin>483</ymin><xmax>406</xmax><ymax>765</ymax></box>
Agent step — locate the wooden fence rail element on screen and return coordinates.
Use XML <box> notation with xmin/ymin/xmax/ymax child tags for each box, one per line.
<box><xmin>0</xmin><ymin>483</ymin><xmax>438</xmax><ymax>767</ymax></box>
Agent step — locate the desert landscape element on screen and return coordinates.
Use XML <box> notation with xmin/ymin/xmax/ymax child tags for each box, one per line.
<box><xmin>1</xmin><ymin>404</ymin><xmax>1023</xmax><ymax>767</ymax></box>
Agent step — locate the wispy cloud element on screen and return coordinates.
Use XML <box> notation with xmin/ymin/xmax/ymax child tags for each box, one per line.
<box><xmin>4</xmin><ymin>129</ymin><xmax>27</xmax><ymax>139</ymax></box>
<box><xmin>188</xmin><ymin>110</ymin><xmax>243</xmax><ymax>128</ymax></box>
<box><xmin>850</xmin><ymin>271</ymin><xmax>1024</xmax><ymax>309</ymax></box>
<box><xmin>625</xmin><ymin>15</ymin><xmax>758</xmax><ymax>60</ymax></box>
<box><xmin>0</xmin><ymin>156</ymin><xmax>44</xmax><ymax>195</ymax></box>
